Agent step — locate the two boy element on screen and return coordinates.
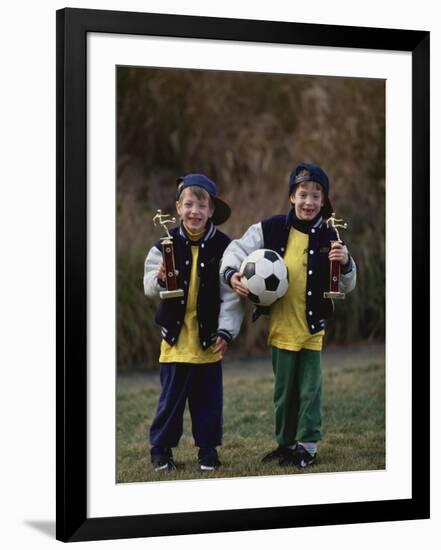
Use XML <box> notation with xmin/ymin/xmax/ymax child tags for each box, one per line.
<box><xmin>144</xmin><ymin>164</ymin><xmax>356</xmax><ymax>471</ymax></box>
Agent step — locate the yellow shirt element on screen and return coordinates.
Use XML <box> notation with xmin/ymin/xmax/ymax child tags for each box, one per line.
<box><xmin>268</xmin><ymin>228</ymin><xmax>324</xmax><ymax>351</ymax></box>
<box><xmin>159</xmin><ymin>245</ymin><xmax>222</xmax><ymax>364</ymax></box>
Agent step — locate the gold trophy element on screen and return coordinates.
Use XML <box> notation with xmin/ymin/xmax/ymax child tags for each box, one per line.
<box><xmin>153</xmin><ymin>210</ymin><xmax>184</xmax><ymax>300</ymax></box>
<box><xmin>323</xmin><ymin>213</ymin><xmax>348</xmax><ymax>300</ymax></box>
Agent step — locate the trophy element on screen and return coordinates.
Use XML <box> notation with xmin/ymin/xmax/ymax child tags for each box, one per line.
<box><xmin>153</xmin><ymin>210</ymin><xmax>184</xmax><ymax>300</ymax></box>
<box><xmin>323</xmin><ymin>213</ymin><xmax>348</xmax><ymax>300</ymax></box>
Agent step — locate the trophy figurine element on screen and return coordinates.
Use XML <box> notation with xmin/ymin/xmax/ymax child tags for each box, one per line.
<box><xmin>153</xmin><ymin>210</ymin><xmax>184</xmax><ymax>300</ymax></box>
<box><xmin>323</xmin><ymin>213</ymin><xmax>348</xmax><ymax>300</ymax></box>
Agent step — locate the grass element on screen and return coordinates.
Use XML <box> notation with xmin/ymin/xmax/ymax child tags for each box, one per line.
<box><xmin>116</xmin><ymin>355</ymin><xmax>385</xmax><ymax>483</ymax></box>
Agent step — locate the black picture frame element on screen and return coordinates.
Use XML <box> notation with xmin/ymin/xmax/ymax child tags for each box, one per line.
<box><xmin>56</xmin><ymin>7</ymin><xmax>430</xmax><ymax>543</ymax></box>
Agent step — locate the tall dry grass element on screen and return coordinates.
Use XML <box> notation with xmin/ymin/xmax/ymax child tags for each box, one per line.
<box><xmin>117</xmin><ymin>67</ymin><xmax>385</xmax><ymax>370</ymax></box>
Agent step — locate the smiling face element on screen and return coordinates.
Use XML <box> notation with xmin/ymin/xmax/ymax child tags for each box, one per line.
<box><xmin>176</xmin><ymin>187</ymin><xmax>214</xmax><ymax>233</ymax></box>
<box><xmin>290</xmin><ymin>181</ymin><xmax>324</xmax><ymax>221</ymax></box>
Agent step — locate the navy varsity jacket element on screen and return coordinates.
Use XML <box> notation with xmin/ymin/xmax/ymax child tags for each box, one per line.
<box><xmin>144</xmin><ymin>221</ymin><xmax>241</xmax><ymax>349</ymax></box>
<box><xmin>220</xmin><ymin>210</ymin><xmax>356</xmax><ymax>334</ymax></box>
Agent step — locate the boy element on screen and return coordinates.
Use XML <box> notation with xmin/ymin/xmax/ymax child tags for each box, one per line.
<box><xmin>220</xmin><ymin>162</ymin><xmax>356</xmax><ymax>468</ymax></box>
<box><xmin>144</xmin><ymin>174</ymin><xmax>241</xmax><ymax>472</ymax></box>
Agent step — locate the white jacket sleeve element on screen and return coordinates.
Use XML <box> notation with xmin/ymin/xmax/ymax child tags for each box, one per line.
<box><xmin>143</xmin><ymin>246</ymin><xmax>163</xmax><ymax>297</ymax></box>
<box><xmin>217</xmin><ymin>223</ymin><xmax>264</xmax><ymax>340</ymax></box>
<box><xmin>217</xmin><ymin>276</ymin><xmax>245</xmax><ymax>340</ymax></box>
<box><xmin>219</xmin><ymin>223</ymin><xmax>264</xmax><ymax>278</ymax></box>
<box><xmin>339</xmin><ymin>256</ymin><xmax>357</xmax><ymax>294</ymax></box>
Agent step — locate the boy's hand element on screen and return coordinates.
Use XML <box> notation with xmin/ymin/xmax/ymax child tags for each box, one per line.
<box><xmin>156</xmin><ymin>262</ymin><xmax>179</xmax><ymax>283</ymax></box>
<box><xmin>328</xmin><ymin>242</ymin><xmax>349</xmax><ymax>266</ymax></box>
<box><xmin>213</xmin><ymin>336</ymin><xmax>228</xmax><ymax>356</ymax></box>
<box><xmin>230</xmin><ymin>272</ymin><xmax>250</xmax><ymax>297</ymax></box>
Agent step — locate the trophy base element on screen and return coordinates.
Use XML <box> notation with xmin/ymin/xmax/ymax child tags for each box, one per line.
<box><xmin>160</xmin><ymin>288</ymin><xmax>184</xmax><ymax>300</ymax></box>
<box><xmin>323</xmin><ymin>291</ymin><xmax>345</xmax><ymax>300</ymax></box>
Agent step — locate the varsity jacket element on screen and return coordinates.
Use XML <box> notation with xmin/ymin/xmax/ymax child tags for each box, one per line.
<box><xmin>220</xmin><ymin>210</ymin><xmax>357</xmax><ymax>334</ymax></box>
<box><xmin>144</xmin><ymin>221</ymin><xmax>243</xmax><ymax>349</ymax></box>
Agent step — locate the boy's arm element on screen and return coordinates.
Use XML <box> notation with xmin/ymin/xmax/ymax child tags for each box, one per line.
<box><xmin>217</xmin><ymin>276</ymin><xmax>245</xmax><ymax>342</ymax></box>
<box><xmin>220</xmin><ymin>223</ymin><xmax>264</xmax><ymax>286</ymax></box>
<box><xmin>217</xmin><ymin>223</ymin><xmax>264</xmax><ymax>341</ymax></box>
<box><xmin>143</xmin><ymin>245</ymin><xmax>164</xmax><ymax>297</ymax></box>
<box><xmin>339</xmin><ymin>255</ymin><xmax>357</xmax><ymax>294</ymax></box>
<box><xmin>329</xmin><ymin>239</ymin><xmax>357</xmax><ymax>295</ymax></box>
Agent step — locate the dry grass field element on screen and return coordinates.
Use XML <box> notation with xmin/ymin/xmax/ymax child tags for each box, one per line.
<box><xmin>116</xmin><ymin>345</ymin><xmax>385</xmax><ymax>483</ymax></box>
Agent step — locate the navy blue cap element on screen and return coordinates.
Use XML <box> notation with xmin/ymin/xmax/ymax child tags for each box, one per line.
<box><xmin>176</xmin><ymin>173</ymin><xmax>231</xmax><ymax>225</ymax></box>
<box><xmin>288</xmin><ymin>162</ymin><xmax>333</xmax><ymax>218</ymax></box>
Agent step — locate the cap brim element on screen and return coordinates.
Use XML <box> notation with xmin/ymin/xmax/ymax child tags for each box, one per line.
<box><xmin>321</xmin><ymin>197</ymin><xmax>334</xmax><ymax>219</ymax></box>
<box><xmin>211</xmin><ymin>196</ymin><xmax>231</xmax><ymax>225</ymax></box>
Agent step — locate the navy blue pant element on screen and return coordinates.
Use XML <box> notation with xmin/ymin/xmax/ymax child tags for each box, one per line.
<box><xmin>149</xmin><ymin>362</ymin><xmax>223</xmax><ymax>448</ymax></box>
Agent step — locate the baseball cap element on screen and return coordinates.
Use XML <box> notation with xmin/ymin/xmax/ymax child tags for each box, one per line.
<box><xmin>176</xmin><ymin>174</ymin><xmax>231</xmax><ymax>225</ymax></box>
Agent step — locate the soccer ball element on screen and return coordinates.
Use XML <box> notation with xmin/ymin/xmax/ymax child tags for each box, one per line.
<box><xmin>240</xmin><ymin>249</ymin><xmax>289</xmax><ymax>307</ymax></box>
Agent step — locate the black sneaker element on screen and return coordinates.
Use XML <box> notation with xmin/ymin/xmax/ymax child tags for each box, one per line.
<box><xmin>198</xmin><ymin>448</ymin><xmax>221</xmax><ymax>471</ymax></box>
<box><xmin>279</xmin><ymin>444</ymin><xmax>317</xmax><ymax>468</ymax></box>
<box><xmin>261</xmin><ymin>445</ymin><xmax>294</xmax><ymax>463</ymax></box>
<box><xmin>150</xmin><ymin>446</ymin><xmax>176</xmax><ymax>471</ymax></box>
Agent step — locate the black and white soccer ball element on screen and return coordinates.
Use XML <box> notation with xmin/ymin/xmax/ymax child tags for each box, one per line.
<box><xmin>240</xmin><ymin>249</ymin><xmax>289</xmax><ymax>307</ymax></box>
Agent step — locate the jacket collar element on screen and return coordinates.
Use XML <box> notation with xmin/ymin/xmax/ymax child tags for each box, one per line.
<box><xmin>178</xmin><ymin>220</ymin><xmax>217</xmax><ymax>243</ymax></box>
<box><xmin>285</xmin><ymin>209</ymin><xmax>323</xmax><ymax>233</ymax></box>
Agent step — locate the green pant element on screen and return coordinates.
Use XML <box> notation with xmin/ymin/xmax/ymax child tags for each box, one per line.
<box><xmin>272</xmin><ymin>346</ymin><xmax>322</xmax><ymax>446</ymax></box>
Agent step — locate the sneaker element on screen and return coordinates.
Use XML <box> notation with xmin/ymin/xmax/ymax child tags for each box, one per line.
<box><xmin>198</xmin><ymin>448</ymin><xmax>221</xmax><ymax>471</ymax></box>
<box><xmin>150</xmin><ymin>446</ymin><xmax>176</xmax><ymax>471</ymax></box>
<box><xmin>261</xmin><ymin>445</ymin><xmax>294</xmax><ymax>463</ymax></box>
<box><xmin>279</xmin><ymin>444</ymin><xmax>317</xmax><ymax>468</ymax></box>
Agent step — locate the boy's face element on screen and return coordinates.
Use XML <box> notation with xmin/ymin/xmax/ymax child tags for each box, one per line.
<box><xmin>290</xmin><ymin>181</ymin><xmax>324</xmax><ymax>221</ymax></box>
<box><xmin>176</xmin><ymin>188</ymin><xmax>214</xmax><ymax>233</ymax></box>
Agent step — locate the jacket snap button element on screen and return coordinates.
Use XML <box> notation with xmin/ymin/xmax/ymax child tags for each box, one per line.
<box><xmin>200</xmin><ymin>263</ymin><xmax>205</xmax><ymax>267</ymax></box>
<box><xmin>308</xmin><ymin>270</ymin><xmax>313</xmax><ymax>275</ymax></box>
<box><xmin>311</xmin><ymin>324</ymin><xmax>315</xmax><ymax>329</ymax></box>
<box><xmin>309</xmin><ymin>250</ymin><xmax>314</xmax><ymax>255</ymax></box>
<box><xmin>308</xmin><ymin>291</ymin><xmax>312</xmax><ymax>296</ymax></box>
<box><xmin>308</xmin><ymin>311</ymin><xmax>313</xmax><ymax>316</ymax></box>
